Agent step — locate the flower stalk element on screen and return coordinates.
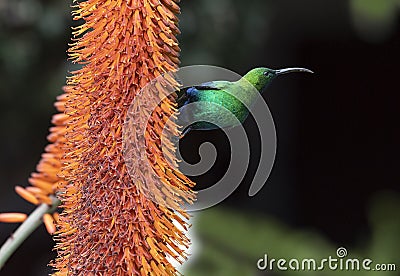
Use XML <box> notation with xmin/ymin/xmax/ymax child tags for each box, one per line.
<box><xmin>0</xmin><ymin>196</ymin><xmax>60</xmax><ymax>270</ymax></box>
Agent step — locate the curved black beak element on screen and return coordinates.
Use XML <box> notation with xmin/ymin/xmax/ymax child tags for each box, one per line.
<box><xmin>275</xmin><ymin>67</ymin><xmax>314</xmax><ymax>75</ymax></box>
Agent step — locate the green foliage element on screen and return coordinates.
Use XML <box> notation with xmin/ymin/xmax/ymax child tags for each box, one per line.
<box><xmin>350</xmin><ymin>0</ymin><xmax>400</xmax><ymax>42</ymax></box>
<box><xmin>186</xmin><ymin>192</ymin><xmax>400</xmax><ymax>276</ymax></box>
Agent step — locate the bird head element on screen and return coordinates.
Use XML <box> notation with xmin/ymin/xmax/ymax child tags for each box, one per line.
<box><xmin>242</xmin><ymin>67</ymin><xmax>313</xmax><ymax>92</ymax></box>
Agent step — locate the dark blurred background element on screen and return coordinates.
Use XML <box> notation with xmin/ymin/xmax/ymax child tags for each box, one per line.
<box><xmin>0</xmin><ymin>0</ymin><xmax>399</xmax><ymax>275</ymax></box>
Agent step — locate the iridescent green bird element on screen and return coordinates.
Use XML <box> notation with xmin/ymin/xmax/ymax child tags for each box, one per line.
<box><xmin>176</xmin><ymin>67</ymin><xmax>313</xmax><ymax>136</ymax></box>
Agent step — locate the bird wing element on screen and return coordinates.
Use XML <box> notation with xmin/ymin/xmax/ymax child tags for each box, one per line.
<box><xmin>176</xmin><ymin>81</ymin><xmax>229</xmax><ymax>108</ymax></box>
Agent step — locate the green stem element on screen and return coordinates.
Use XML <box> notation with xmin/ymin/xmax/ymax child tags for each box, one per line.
<box><xmin>0</xmin><ymin>196</ymin><xmax>61</xmax><ymax>270</ymax></box>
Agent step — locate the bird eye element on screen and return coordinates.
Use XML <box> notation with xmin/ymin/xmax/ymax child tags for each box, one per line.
<box><xmin>264</xmin><ymin>72</ymin><xmax>271</xmax><ymax>77</ymax></box>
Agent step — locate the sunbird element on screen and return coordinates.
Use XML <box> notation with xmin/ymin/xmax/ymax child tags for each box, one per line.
<box><xmin>176</xmin><ymin>67</ymin><xmax>313</xmax><ymax>136</ymax></box>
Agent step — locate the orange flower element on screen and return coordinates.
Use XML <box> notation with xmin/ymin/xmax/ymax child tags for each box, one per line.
<box><xmin>53</xmin><ymin>0</ymin><xmax>194</xmax><ymax>274</ymax></box>
<box><xmin>0</xmin><ymin>93</ymin><xmax>66</xmax><ymax>230</ymax></box>
<box><xmin>1</xmin><ymin>0</ymin><xmax>195</xmax><ymax>274</ymax></box>
<box><xmin>0</xmin><ymin>213</ymin><xmax>27</xmax><ymax>223</ymax></box>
